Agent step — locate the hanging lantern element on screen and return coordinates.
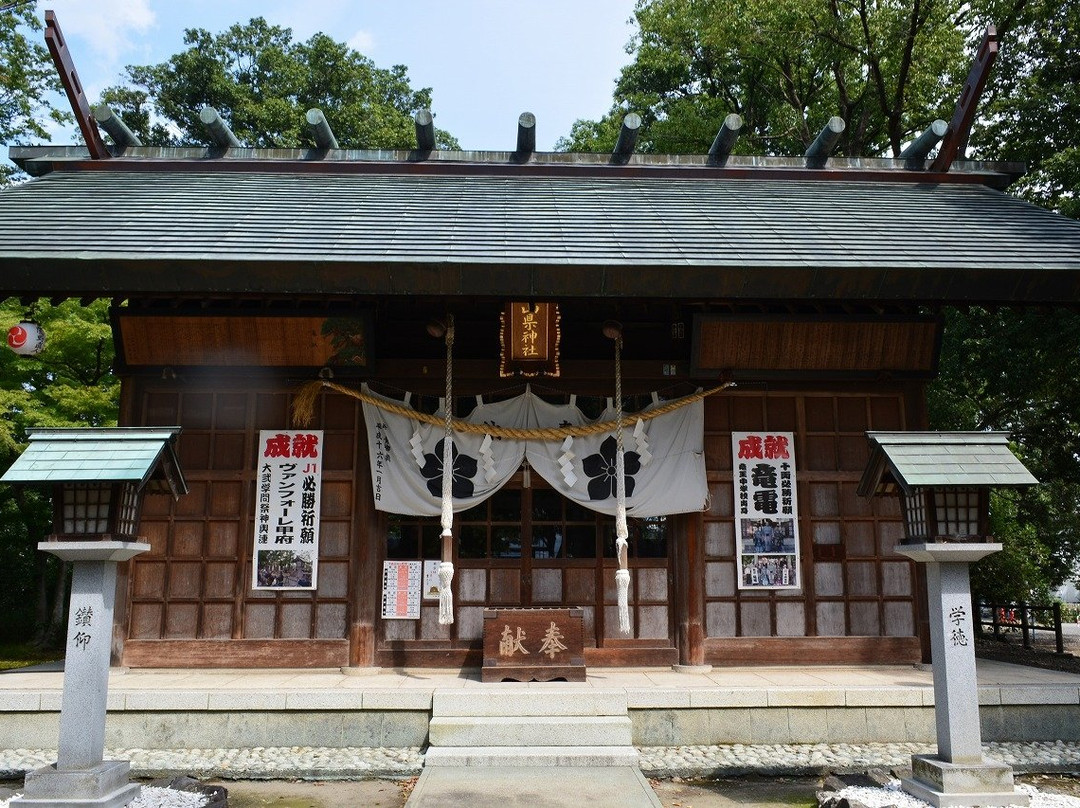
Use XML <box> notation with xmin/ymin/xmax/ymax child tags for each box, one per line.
<box><xmin>7</xmin><ymin>321</ymin><xmax>45</xmax><ymax>356</ymax></box>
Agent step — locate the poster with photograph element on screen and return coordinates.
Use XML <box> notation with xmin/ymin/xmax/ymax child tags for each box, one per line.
<box><xmin>422</xmin><ymin>559</ymin><xmax>442</xmax><ymax>600</ymax></box>
<box><xmin>382</xmin><ymin>560</ymin><xmax>422</xmax><ymax>619</ymax></box>
<box><xmin>732</xmin><ymin>431</ymin><xmax>801</xmax><ymax>590</ymax></box>
<box><xmin>253</xmin><ymin>430</ymin><xmax>323</xmax><ymax>590</ymax></box>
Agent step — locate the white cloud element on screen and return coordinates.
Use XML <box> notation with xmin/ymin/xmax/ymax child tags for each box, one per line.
<box><xmin>347</xmin><ymin>29</ymin><xmax>375</xmax><ymax>54</ymax></box>
<box><xmin>44</xmin><ymin>0</ymin><xmax>156</xmax><ymax>58</ymax></box>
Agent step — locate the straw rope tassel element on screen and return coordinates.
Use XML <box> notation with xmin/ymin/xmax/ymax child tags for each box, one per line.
<box><xmin>614</xmin><ymin>336</ymin><xmax>631</xmax><ymax>635</ymax></box>
<box><xmin>439</xmin><ymin>317</ymin><xmax>456</xmax><ymax>625</ymax></box>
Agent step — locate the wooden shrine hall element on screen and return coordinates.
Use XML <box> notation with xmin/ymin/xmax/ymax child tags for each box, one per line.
<box><xmin>2</xmin><ymin>23</ymin><xmax>1080</xmax><ymax>672</ymax></box>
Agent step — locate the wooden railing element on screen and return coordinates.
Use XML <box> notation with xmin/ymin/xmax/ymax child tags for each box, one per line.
<box><xmin>976</xmin><ymin>601</ymin><xmax>1064</xmax><ymax>654</ymax></box>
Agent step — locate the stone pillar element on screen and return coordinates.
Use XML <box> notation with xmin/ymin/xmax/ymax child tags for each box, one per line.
<box><xmin>895</xmin><ymin>542</ymin><xmax>1028</xmax><ymax>808</ymax></box>
<box><xmin>13</xmin><ymin>541</ymin><xmax>149</xmax><ymax>808</ymax></box>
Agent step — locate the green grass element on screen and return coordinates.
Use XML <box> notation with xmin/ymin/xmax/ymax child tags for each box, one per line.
<box><xmin>0</xmin><ymin>642</ymin><xmax>62</xmax><ymax>671</ymax></box>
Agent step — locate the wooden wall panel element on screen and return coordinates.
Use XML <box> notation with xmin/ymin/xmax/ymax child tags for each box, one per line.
<box><xmin>125</xmin><ymin>384</ymin><xmax>359</xmax><ymax>666</ymax></box>
<box><xmin>638</xmin><ymin>568</ymin><xmax>668</xmax><ymax>601</ymax></box>
<box><xmin>123</xmin><ymin>639</ymin><xmax>349</xmax><ymax>668</ymax></box>
<box><xmin>317</xmin><ymin>604</ymin><xmax>348</xmax><ymax>639</ymax></box>
<box><xmin>702</xmin><ymin>388</ymin><xmax>922</xmax><ymax>664</ymax></box>
<box><xmin>638</xmin><ymin>605</ymin><xmax>668</xmax><ymax>639</ymax></box>
<box><xmin>172</xmin><ymin>523</ymin><xmax>204</xmax><ymax>556</ymax></box>
<box><xmin>207</xmin><ymin>522</ymin><xmax>238</xmax><ymax>556</ymax></box>
<box><xmin>565</xmin><ymin>568</ymin><xmax>594</xmax><ymax>603</ymax></box>
<box><xmin>489</xmin><ymin>569</ymin><xmax>521</xmax><ymax>604</ymax></box>
<box><xmin>117</xmin><ymin>315</ymin><xmax>366</xmax><ymax>369</ymax></box>
<box><xmin>201</xmin><ymin>604</ymin><xmax>233</xmax><ymax>638</ymax></box>
<box><xmin>132</xmin><ymin>563</ymin><xmax>164</xmax><ymax>599</ymax></box>
<box><xmin>129</xmin><ymin>604</ymin><xmax>161</xmax><ymax>639</ymax></box>
<box><xmin>165</xmin><ymin>603</ymin><xmax>198</xmax><ymax>637</ymax></box>
<box><xmin>775</xmin><ymin>602</ymin><xmax>806</xmax><ymax>636</ymax></box>
<box><xmin>693</xmin><ymin>318</ymin><xmax>940</xmax><ymax>376</ymax></box>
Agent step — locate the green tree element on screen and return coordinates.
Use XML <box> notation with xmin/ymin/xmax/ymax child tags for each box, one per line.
<box><xmin>0</xmin><ymin>3</ymin><xmax>70</xmax><ymax>183</ymax></box>
<box><xmin>927</xmin><ymin>308</ymin><xmax>1080</xmax><ymax>601</ymax></box>
<box><xmin>102</xmin><ymin>18</ymin><xmax>459</xmax><ymax>150</ymax></box>
<box><xmin>0</xmin><ymin>298</ymin><xmax>119</xmax><ymax>645</ymax></box>
<box><xmin>557</xmin><ymin>0</ymin><xmax>966</xmax><ymax>156</ymax></box>
<box><xmin>933</xmin><ymin>0</ymin><xmax>1080</xmax><ymax>599</ymax></box>
<box><xmin>969</xmin><ymin>0</ymin><xmax>1080</xmax><ymax>216</ymax></box>
<box><xmin>561</xmin><ymin>0</ymin><xmax>1080</xmax><ymax>603</ymax></box>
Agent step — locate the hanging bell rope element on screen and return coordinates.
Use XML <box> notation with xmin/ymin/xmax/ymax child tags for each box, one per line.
<box><xmin>438</xmin><ymin>315</ymin><xmax>456</xmax><ymax>625</ymax></box>
<box><xmin>606</xmin><ymin>321</ymin><xmax>632</xmax><ymax>636</ymax></box>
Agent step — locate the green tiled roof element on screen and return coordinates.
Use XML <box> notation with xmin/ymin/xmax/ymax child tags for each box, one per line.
<box><xmin>857</xmin><ymin>431</ymin><xmax>1038</xmax><ymax>496</ymax></box>
<box><xmin>0</xmin><ymin>170</ymin><xmax>1079</xmax><ymax>303</ymax></box>
<box><xmin>1</xmin><ymin>427</ymin><xmax>184</xmax><ymax>489</ymax></box>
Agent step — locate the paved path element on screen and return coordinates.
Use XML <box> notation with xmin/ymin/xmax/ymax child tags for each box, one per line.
<box><xmin>3</xmin><ymin>659</ymin><xmax>1079</xmax><ymax>783</ymax></box>
<box><xmin>4</xmin><ymin>658</ymin><xmax>1078</xmax><ymax>704</ymax></box>
<box><xmin>405</xmin><ymin>766</ymin><xmax>662</xmax><ymax>808</ymax></box>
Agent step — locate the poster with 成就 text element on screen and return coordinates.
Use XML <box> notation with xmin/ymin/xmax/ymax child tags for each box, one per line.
<box><xmin>253</xmin><ymin>430</ymin><xmax>323</xmax><ymax>590</ymax></box>
<box><xmin>732</xmin><ymin>432</ymin><xmax>800</xmax><ymax>590</ymax></box>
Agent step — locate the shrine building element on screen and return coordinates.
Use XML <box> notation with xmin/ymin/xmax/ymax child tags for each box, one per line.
<box><xmin>3</xmin><ymin>33</ymin><xmax>1080</xmax><ymax>672</ymax></box>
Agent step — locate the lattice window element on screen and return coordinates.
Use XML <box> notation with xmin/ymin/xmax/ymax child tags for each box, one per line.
<box><xmin>62</xmin><ymin>484</ymin><xmax>112</xmax><ymax>534</ymax></box>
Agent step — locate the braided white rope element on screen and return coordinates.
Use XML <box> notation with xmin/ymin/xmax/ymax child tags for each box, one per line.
<box><xmin>438</xmin><ymin>316</ymin><xmax>456</xmax><ymax>625</ymax></box>
<box><xmin>614</xmin><ymin>336</ymin><xmax>631</xmax><ymax>635</ymax></box>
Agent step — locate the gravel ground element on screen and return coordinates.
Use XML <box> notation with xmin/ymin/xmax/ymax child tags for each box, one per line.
<box><xmin>830</xmin><ymin>779</ymin><xmax>1080</xmax><ymax>808</ymax></box>
<box><xmin>2</xmin><ymin>741</ymin><xmax>1079</xmax><ymax>783</ymax></box>
<box><xmin>638</xmin><ymin>741</ymin><xmax>1080</xmax><ymax>778</ymax></box>
<box><xmin>6</xmin><ymin>776</ymin><xmax>1080</xmax><ymax>808</ymax></box>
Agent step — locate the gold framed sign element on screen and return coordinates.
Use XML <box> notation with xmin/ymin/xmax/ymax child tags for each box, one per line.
<box><xmin>500</xmin><ymin>302</ymin><xmax>560</xmax><ymax>377</ymax></box>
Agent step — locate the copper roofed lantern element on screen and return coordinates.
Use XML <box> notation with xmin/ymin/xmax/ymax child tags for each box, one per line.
<box><xmin>2</xmin><ymin>426</ymin><xmax>187</xmax><ymax>542</ymax></box>
<box><xmin>857</xmin><ymin>431</ymin><xmax>1036</xmax><ymax>545</ymax></box>
<box><xmin>1</xmin><ymin>426</ymin><xmax>186</xmax><ymax>808</ymax></box>
<box><xmin>857</xmin><ymin>430</ymin><xmax>1036</xmax><ymax>807</ymax></box>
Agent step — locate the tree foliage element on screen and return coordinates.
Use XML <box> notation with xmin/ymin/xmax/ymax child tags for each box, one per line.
<box><xmin>928</xmin><ymin>308</ymin><xmax>1080</xmax><ymax>600</ymax></box>
<box><xmin>101</xmin><ymin>17</ymin><xmax>458</xmax><ymax>150</ymax></box>
<box><xmin>969</xmin><ymin>0</ymin><xmax>1080</xmax><ymax>216</ymax></box>
<box><xmin>557</xmin><ymin>0</ymin><xmax>966</xmax><ymax>156</ymax></box>
<box><xmin>560</xmin><ymin>0</ymin><xmax>1080</xmax><ymax>600</ymax></box>
<box><xmin>0</xmin><ymin>4</ymin><xmax>69</xmax><ymax>184</ymax></box>
<box><xmin>932</xmin><ymin>0</ymin><xmax>1080</xmax><ymax>597</ymax></box>
<box><xmin>0</xmin><ymin>298</ymin><xmax>119</xmax><ymax>643</ymax></box>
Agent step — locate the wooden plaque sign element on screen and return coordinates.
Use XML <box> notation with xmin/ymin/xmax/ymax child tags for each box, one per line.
<box><xmin>482</xmin><ymin>607</ymin><xmax>586</xmax><ymax>682</ymax></box>
<box><xmin>499</xmin><ymin>302</ymin><xmax>560</xmax><ymax>377</ymax></box>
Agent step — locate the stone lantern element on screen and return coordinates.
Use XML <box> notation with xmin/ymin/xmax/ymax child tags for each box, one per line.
<box><xmin>2</xmin><ymin>427</ymin><xmax>186</xmax><ymax>808</ymax></box>
<box><xmin>858</xmin><ymin>431</ymin><xmax>1036</xmax><ymax>808</ymax></box>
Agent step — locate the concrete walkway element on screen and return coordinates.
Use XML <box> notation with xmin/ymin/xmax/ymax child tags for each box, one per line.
<box><xmin>405</xmin><ymin>766</ymin><xmax>663</xmax><ymax>808</ymax></box>
<box><xmin>4</xmin><ymin>656</ymin><xmax>1078</xmax><ymax>699</ymax></box>
<box><xmin>3</xmin><ymin>658</ymin><xmax>1080</xmax><ymax>779</ymax></box>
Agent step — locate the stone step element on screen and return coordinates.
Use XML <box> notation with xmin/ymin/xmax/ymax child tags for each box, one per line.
<box><xmin>423</xmin><ymin>745</ymin><xmax>640</xmax><ymax>767</ymax></box>
<box><xmin>431</xmin><ymin>689</ymin><xmax>627</xmax><ymax>718</ymax></box>
<box><xmin>428</xmin><ymin>715</ymin><xmax>633</xmax><ymax>747</ymax></box>
<box><xmin>406</xmin><ymin>766</ymin><xmax>663</xmax><ymax>808</ymax></box>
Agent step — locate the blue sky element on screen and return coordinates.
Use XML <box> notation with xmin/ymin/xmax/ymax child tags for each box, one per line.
<box><xmin>37</xmin><ymin>0</ymin><xmax>640</xmax><ymax>151</ymax></box>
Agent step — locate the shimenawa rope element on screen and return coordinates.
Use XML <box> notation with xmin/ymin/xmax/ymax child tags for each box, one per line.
<box><xmin>293</xmin><ymin>379</ymin><xmax>731</xmax><ymax>437</ymax></box>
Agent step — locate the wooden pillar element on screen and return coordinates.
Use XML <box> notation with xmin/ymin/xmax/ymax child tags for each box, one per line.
<box><xmin>112</xmin><ymin>377</ymin><xmax>139</xmax><ymax>667</ymax></box>
<box><xmin>350</xmin><ymin>396</ymin><xmax>378</xmax><ymax>667</ymax></box>
<box><xmin>674</xmin><ymin>513</ymin><xmax>706</xmax><ymax>666</ymax></box>
<box><xmin>906</xmin><ymin>381</ymin><xmax>933</xmax><ymax>663</ymax></box>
